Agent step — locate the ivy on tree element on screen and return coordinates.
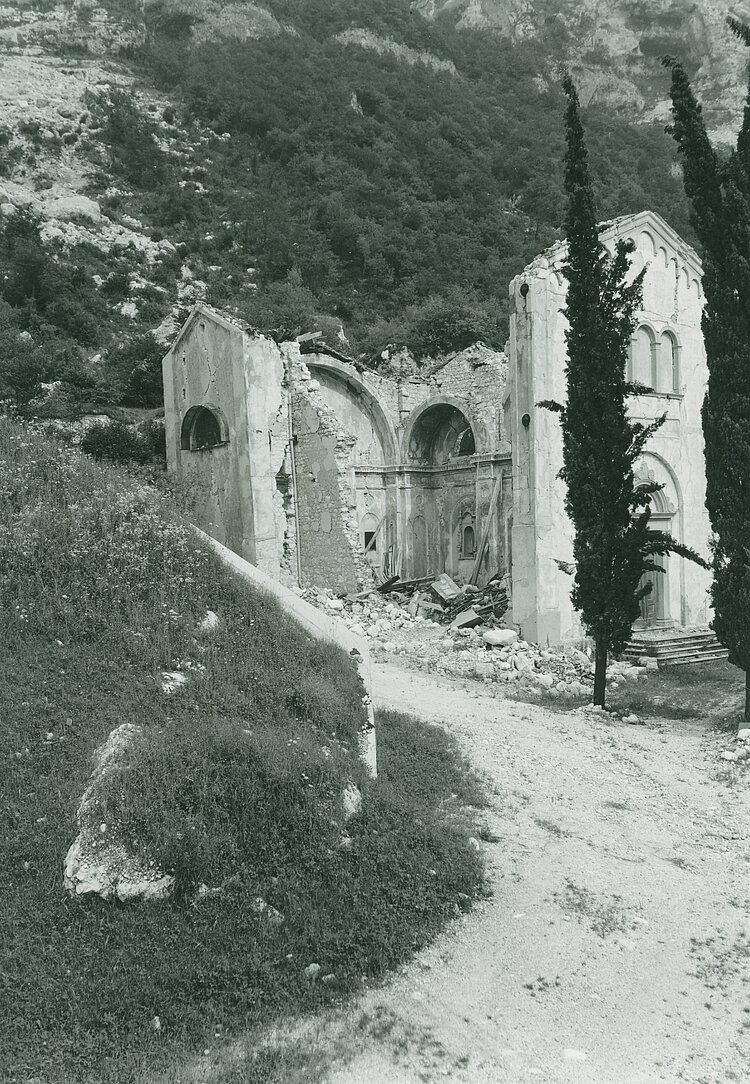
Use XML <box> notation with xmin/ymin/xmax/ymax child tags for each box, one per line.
<box><xmin>541</xmin><ymin>76</ymin><xmax>705</xmax><ymax>708</ymax></box>
<box><xmin>665</xmin><ymin>18</ymin><xmax>750</xmax><ymax>720</ymax></box>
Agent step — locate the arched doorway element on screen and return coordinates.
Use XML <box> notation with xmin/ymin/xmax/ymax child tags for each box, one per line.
<box><xmin>634</xmin><ymin>467</ymin><xmax>678</xmax><ymax>629</ymax></box>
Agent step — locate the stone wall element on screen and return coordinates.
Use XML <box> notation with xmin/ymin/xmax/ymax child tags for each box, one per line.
<box><xmin>163</xmin><ymin>309</ymin><xmax>372</xmax><ymax>591</ymax></box>
<box><xmin>507</xmin><ymin>210</ymin><xmax>713</xmax><ymax>645</ymax></box>
<box><xmin>291</xmin><ymin>389</ymin><xmax>362</xmax><ymax>594</ymax></box>
<box><xmin>305</xmin><ymin>345</ymin><xmax>512</xmax><ymax>584</ymax></box>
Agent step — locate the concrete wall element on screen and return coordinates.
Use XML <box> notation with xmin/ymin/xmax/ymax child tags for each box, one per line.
<box><xmin>507</xmin><ymin>211</ymin><xmax>712</xmax><ymax>645</ymax></box>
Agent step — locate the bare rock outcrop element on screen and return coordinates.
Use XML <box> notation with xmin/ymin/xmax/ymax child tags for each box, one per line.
<box><xmin>415</xmin><ymin>0</ymin><xmax>750</xmax><ymax>141</ymax></box>
<box><xmin>63</xmin><ymin>723</ymin><xmax>175</xmax><ymax>902</ymax></box>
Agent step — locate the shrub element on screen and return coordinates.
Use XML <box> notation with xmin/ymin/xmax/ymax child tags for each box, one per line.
<box><xmin>81</xmin><ymin>420</ymin><xmax>150</xmax><ymax>463</ymax></box>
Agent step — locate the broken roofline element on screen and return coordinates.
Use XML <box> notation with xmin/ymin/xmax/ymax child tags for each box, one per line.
<box><xmin>164</xmin><ymin>302</ymin><xmax>255</xmax><ymax>361</ymax></box>
<box><xmin>164</xmin><ymin>303</ymin><xmax>361</xmax><ymax>371</ymax></box>
<box><xmin>516</xmin><ymin>209</ymin><xmax>703</xmax><ymax>281</ymax></box>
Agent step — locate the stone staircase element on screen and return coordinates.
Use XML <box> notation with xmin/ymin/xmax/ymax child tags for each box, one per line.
<box><xmin>623</xmin><ymin>628</ymin><xmax>729</xmax><ymax>667</ymax></box>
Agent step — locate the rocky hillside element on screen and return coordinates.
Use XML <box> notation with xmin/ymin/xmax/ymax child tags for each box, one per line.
<box><xmin>0</xmin><ymin>0</ymin><xmax>746</xmax><ymax>419</ymax></box>
<box><xmin>418</xmin><ymin>0</ymin><xmax>750</xmax><ymax>142</ymax></box>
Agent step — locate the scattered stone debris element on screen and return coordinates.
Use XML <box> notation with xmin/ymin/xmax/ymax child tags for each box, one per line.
<box><xmin>301</xmin><ymin>580</ymin><xmax>652</xmax><ymax>701</ymax></box>
<box><xmin>720</xmin><ymin>728</ymin><xmax>750</xmax><ymax>764</ymax></box>
<box><xmin>160</xmin><ymin>670</ymin><xmax>188</xmax><ymax>694</ymax></box>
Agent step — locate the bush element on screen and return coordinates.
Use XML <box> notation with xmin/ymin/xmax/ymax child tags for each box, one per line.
<box><xmin>112</xmin><ymin>332</ymin><xmax>166</xmax><ymax>407</ymax></box>
<box><xmin>138</xmin><ymin>416</ymin><xmax>166</xmax><ymax>463</ymax></box>
<box><xmin>81</xmin><ymin>420</ymin><xmax>150</xmax><ymax>463</ymax></box>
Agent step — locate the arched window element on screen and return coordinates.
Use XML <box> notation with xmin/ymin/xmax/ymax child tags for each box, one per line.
<box><xmin>462</xmin><ymin>523</ymin><xmax>476</xmax><ymax>557</ymax></box>
<box><xmin>180</xmin><ymin>406</ymin><xmax>227</xmax><ymax>451</ymax></box>
<box><xmin>661</xmin><ymin>332</ymin><xmax>680</xmax><ymax>394</ymax></box>
<box><xmin>630</xmin><ymin>326</ymin><xmax>657</xmax><ymax>390</ymax></box>
<box><xmin>457</xmin><ymin>427</ymin><xmax>476</xmax><ymax>457</ymax></box>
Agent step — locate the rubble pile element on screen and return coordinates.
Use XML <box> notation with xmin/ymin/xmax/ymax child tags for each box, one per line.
<box><xmin>300</xmin><ymin>579</ymin><xmax>651</xmax><ymax>699</ymax></box>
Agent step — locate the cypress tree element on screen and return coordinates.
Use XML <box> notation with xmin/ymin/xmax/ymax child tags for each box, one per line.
<box><xmin>665</xmin><ymin>19</ymin><xmax>750</xmax><ymax>719</ymax></box>
<box><xmin>541</xmin><ymin>77</ymin><xmax>705</xmax><ymax>708</ymax></box>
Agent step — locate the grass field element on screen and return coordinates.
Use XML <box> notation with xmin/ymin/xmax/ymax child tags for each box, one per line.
<box><xmin>0</xmin><ymin>419</ymin><xmax>487</xmax><ymax>1083</ymax></box>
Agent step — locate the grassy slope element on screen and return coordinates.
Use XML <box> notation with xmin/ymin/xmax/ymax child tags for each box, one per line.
<box><xmin>0</xmin><ymin>419</ymin><xmax>486</xmax><ymax>1083</ymax></box>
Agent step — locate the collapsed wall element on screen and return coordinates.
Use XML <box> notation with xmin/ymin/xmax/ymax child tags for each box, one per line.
<box><xmin>161</xmin><ymin>306</ymin><xmax>371</xmax><ymax>594</ymax></box>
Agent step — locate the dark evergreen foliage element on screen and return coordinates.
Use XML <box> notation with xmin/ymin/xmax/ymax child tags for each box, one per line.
<box><xmin>665</xmin><ymin>19</ymin><xmax>750</xmax><ymax>718</ymax></box>
<box><xmin>543</xmin><ymin>77</ymin><xmax>704</xmax><ymax>707</ymax></box>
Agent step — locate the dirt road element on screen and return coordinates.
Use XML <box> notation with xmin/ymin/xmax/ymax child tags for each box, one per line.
<box><xmin>321</xmin><ymin>660</ymin><xmax>750</xmax><ymax>1084</ymax></box>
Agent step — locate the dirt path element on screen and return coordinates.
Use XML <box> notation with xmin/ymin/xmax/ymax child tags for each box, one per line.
<box><xmin>319</xmin><ymin>661</ymin><xmax>750</xmax><ymax>1084</ymax></box>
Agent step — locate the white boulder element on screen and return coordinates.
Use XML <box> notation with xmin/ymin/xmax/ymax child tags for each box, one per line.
<box><xmin>63</xmin><ymin>724</ymin><xmax>175</xmax><ymax>902</ymax></box>
<box><xmin>342</xmin><ymin>782</ymin><xmax>362</xmax><ymax>820</ymax></box>
<box><xmin>482</xmin><ymin>628</ymin><xmax>518</xmax><ymax>648</ymax></box>
<box><xmin>198</xmin><ymin>609</ymin><xmax>220</xmax><ymax>632</ymax></box>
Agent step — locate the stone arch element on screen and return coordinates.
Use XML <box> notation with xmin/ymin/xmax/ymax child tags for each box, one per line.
<box><xmin>635</xmin><ymin>451</ymin><xmax>681</xmax><ymax>519</ymax></box>
<box><xmin>180</xmin><ymin>404</ymin><xmax>229</xmax><ymax>451</ymax></box>
<box><xmin>401</xmin><ymin>395</ymin><xmax>486</xmax><ymax>464</ymax></box>
<box><xmin>305</xmin><ymin>356</ymin><xmax>398</xmax><ymax>464</ymax></box>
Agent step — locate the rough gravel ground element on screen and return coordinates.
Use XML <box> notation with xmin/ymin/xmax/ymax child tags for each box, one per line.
<box><xmin>317</xmin><ymin>660</ymin><xmax>750</xmax><ymax>1084</ymax></box>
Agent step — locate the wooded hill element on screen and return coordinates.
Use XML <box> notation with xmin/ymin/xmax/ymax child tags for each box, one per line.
<box><xmin>0</xmin><ymin>0</ymin><xmax>695</xmax><ymax>410</ymax></box>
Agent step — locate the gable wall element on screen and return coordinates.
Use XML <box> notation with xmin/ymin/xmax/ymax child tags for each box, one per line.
<box><xmin>508</xmin><ymin>214</ymin><xmax>712</xmax><ymax>646</ymax></box>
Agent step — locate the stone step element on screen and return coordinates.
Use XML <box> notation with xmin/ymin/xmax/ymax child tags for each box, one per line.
<box><xmin>655</xmin><ymin>647</ymin><xmax>728</xmax><ymax>661</ymax></box>
<box><xmin>623</xmin><ymin>628</ymin><xmax>728</xmax><ymax>667</ymax></box>
<box><xmin>628</xmin><ymin>633</ymin><xmax>718</xmax><ymax>649</ymax></box>
<box><xmin>623</xmin><ymin>647</ymin><xmax>728</xmax><ymax>667</ymax></box>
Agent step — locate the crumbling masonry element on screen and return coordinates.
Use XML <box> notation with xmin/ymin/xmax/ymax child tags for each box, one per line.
<box><xmin>162</xmin><ymin>210</ymin><xmax>713</xmax><ymax>645</ymax></box>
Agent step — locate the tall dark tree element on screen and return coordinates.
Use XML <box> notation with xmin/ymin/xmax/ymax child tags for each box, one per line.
<box><xmin>665</xmin><ymin>19</ymin><xmax>750</xmax><ymax>720</ymax></box>
<box><xmin>542</xmin><ymin>77</ymin><xmax>704</xmax><ymax>707</ymax></box>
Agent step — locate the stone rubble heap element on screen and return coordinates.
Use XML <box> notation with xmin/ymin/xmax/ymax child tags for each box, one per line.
<box><xmin>302</xmin><ymin>584</ymin><xmax>649</xmax><ymax>700</ymax></box>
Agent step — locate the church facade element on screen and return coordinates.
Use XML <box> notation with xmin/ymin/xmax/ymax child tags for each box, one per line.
<box><xmin>162</xmin><ymin>210</ymin><xmax>712</xmax><ymax>645</ymax></box>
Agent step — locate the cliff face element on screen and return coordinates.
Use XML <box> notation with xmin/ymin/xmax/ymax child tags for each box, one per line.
<box><xmin>418</xmin><ymin>0</ymin><xmax>750</xmax><ymax>142</ymax></box>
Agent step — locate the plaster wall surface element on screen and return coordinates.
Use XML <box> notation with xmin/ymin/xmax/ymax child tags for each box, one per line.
<box><xmin>162</xmin><ymin>310</ymin><xmax>259</xmax><ymax>563</ymax></box>
<box><xmin>291</xmin><ymin>388</ymin><xmax>362</xmax><ymax>593</ymax></box>
<box><xmin>508</xmin><ymin>211</ymin><xmax>712</xmax><ymax>646</ymax></box>
<box><xmin>163</xmin><ymin>309</ymin><xmax>364</xmax><ymax>586</ymax></box>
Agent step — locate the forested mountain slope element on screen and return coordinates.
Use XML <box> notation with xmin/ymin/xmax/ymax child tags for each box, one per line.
<box><xmin>0</xmin><ymin>0</ymin><xmax>739</xmax><ymax>411</ymax></box>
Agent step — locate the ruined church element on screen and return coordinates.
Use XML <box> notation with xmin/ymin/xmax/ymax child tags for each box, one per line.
<box><xmin>162</xmin><ymin>210</ymin><xmax>713</xmax><ymax>646</ymax></box>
